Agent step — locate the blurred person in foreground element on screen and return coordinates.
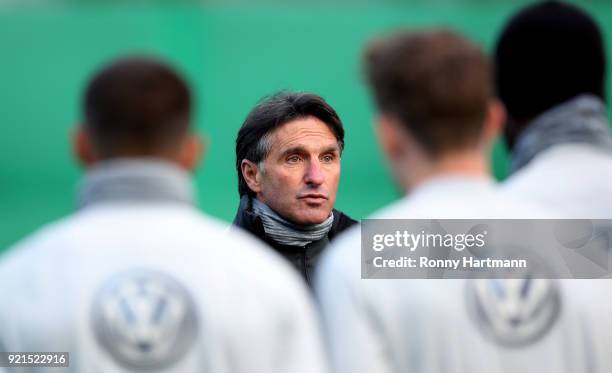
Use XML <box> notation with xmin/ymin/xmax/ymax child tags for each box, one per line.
<box><xmin>0</xmin><ymin>58</ymin><xmax>327</xmax><ymax>373</ymax></box>
<box><xmin>496</xmin><ymin>1</ymin><xmax>612</xmax><ymax>217</ymax></box>
<box><xmin>315</xmin><ymin>30</ymin><xmax>612</xmax><ymax>373</ymax></box>
<box><xmin>233</xmin><ymin>92</ymin><xmax>357</xmax><ymax>286</ymax></box>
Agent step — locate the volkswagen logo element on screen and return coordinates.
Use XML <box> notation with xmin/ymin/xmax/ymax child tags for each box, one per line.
<box><xmin>91</xmin><ymin>269</ymin><xmax>199</xmax><ymax>370</ymax></box>
<box><xmin>466</xmin><ymin>278</ymin><xmax>561</xmax><ymax>347</ymax></box>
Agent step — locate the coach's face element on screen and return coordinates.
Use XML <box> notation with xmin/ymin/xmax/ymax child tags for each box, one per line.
<box><xmin>249</xmin><ymin>117</ymin><xmax>341</xmax><ymax>225</ymax></box>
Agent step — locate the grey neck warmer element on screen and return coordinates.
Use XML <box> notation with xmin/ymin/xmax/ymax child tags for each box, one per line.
<box><xmin>251</xmin><ymin>197</ymin><xmax>334</xmax><ymax>247</ymax></box>
<box><xmin>78</xmin><ymin>159</ymin><xmax>195</xmax><ymax>209</ymax></box>
<box><xmin>511</xmin><ymin>94</ymin><xmax>612</xmax><ymax>173</ymax></box>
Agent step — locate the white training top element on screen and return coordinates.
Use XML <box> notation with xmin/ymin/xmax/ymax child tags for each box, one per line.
<box><xmin>0</xmin><ymin>162</ymin><xmax>328</xmax><ymax>373</ymax></box>
<box><xmin>315</xmin><ymin>174</ymin><xmax>612</xmax><ymax>373</ymax></box>
<box><xmin>502</xmin><ymin>143</ymin><xmax>612</xmax><ymax>218</ymax></box>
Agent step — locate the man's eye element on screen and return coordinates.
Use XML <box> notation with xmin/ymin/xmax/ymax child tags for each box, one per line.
<box><xmin>287</xmin><ymin>155</ymin><xmax>302</xmax><ymax>163</ymax></box>
<box><xmin>321</xmin><ymin>154</ymin><xmax>335</xmax><ymax>163</ymax></box>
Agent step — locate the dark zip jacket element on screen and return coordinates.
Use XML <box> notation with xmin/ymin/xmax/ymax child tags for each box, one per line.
<box><xmin>232</xmin><ymin>196</ymin><xmax>358</xmax><ymax>287</ymax></box>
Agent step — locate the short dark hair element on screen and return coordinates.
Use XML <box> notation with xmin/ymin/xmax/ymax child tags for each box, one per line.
<box><xmin>83</xmin><ymin>56</ymin><xmax>192</xmax><ymax>158</ymax></box>
<box><xmin>365</xmin><ymin>29</ymin><xmax>492</xmax><ymax>156</ymax></box>
<box><xmin>236</xmin><ymin>91</ymin><xmax>345</xmax><ymax>197</ymax></box>
<box><xmin>495</xmin><ymin>1</ymin><xmax>606</xmax><ymax>125</ymax></box>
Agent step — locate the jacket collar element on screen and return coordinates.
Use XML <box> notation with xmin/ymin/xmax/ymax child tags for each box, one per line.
<box><xmin>232</xmin><ymin>195</ymin><xmax>356</xmax><ymax>248</ymax></box>
<box><xmin>511</xmin><ymin>94</ymin><xmax>612</xmax><ymax>173</ymax></box>
<box><xmin>78</xmin><ymin>158</ymin><xmax>195</xmax><ymax>209</ymax></box>
<box><xmin>232</xmin><ymin>195</ymin><xmax>267</xmax><ymax>239</ymax></box>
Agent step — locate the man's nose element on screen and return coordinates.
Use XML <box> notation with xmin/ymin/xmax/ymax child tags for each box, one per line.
<box><xmin>304</xmin><ymin>159</ymin><xmax>325</xmax><ymax>186</ymax></box>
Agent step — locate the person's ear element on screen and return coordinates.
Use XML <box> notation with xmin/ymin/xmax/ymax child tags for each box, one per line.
<box><xmin>72</xmin><ymin>126</ymin><xmax>97</xmax><ymax>168</ymax></box>
<box><xmin>178</xmin><ymin>134</ymin><xmax>204</xmax><ymax>171</ymax></box>
<box><xmin>241</xmin><ymin>159</ymin><xmax>263</xmax><ymax>194</ymax></box>
<box><xmin>376</xmin><ymin>114</ymin><xmax>407</xmax><ymax>162</ymax></box>
<box><xmin>481</xmin><ymin>99</ymin><xmax>506</xmax><ymax>147</ymax></box>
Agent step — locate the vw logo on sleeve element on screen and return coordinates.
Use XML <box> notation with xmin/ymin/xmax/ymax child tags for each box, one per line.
<box><xmin>465</xmin><ymin>278</ymin><xmax>561</xmax><ymax>347</ymax></box>
<box><xmin>91</xmin><ymin>269</ymin><xmax>199</xmax><ymax>370</ymax></box>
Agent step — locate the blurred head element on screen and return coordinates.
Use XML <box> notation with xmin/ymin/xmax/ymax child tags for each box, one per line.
<box><xmin>495</xmin><ymin>1</ymin><xmax>606</xmax><ymax>149</ymax></box>
<box><xmin>74</xmin><ymin>56</ymin><xmax>202</xmax><ymax>170</ymax></box>
<box><xmin>236</xmin><ymin>92</ymin><xmax>344</xmax><ymax>225</ymax></box>
<box><xmin>365</xmin><ymin>29</ymin><xmax>503</xmax><ymax>189</ymax></box>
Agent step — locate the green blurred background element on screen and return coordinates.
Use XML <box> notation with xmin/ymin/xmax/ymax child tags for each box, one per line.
<box><xmin>1</xmin><ymin>0</ymin><xmax>611</xmax><ymax>252</ymax></box>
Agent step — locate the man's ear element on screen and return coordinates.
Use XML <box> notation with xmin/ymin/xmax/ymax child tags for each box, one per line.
<box><xmin>241</xmin><ymin>159</ymin><xmax>262</xmax><ymax>194</ymax></box>
<box><xmin>178</xmin><ymin>134</ymin><xmax>204</xmax><ymax>172</ymax></box>
<box><xmin>481</xmin><ymin>99</ymin><xmax>506</xmax><ymax>147</ymax></box>
<box><xmin>376</xmin><ymin>114</ymin><xmax>407</xmax><ymax>162</ymax></box>
<box><xmin>72</xmin><ymin>126</ymin><xmax>97</xmax><ymax>168</ymax></box>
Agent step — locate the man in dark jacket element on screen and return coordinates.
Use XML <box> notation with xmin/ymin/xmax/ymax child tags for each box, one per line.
<box><xmin>233</xmin><ymin>91</ymin><xmax>357</xmax><ymax>286</ymax></box>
